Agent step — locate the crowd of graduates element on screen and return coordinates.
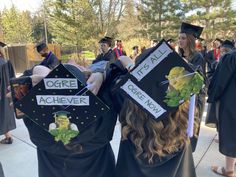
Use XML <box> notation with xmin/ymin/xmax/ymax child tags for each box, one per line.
<box><xmin>0</xmin><ymin>21</ymin><xmax>236</xmax><ymax>177</ymax></box>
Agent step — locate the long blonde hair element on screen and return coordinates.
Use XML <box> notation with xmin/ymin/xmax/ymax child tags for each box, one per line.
<box><xmin>121</xmin><ymin>99</ymin><xmax>199</xmax><ymax>164</ymax></box>
<box><xmin>178</xmin><ymin>33</ymin><xmax>196</xmax><ymax>61</ymax></box>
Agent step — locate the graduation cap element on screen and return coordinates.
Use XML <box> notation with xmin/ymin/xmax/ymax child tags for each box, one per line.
<box><xmin>221</xmin><ymin>39</ymin><xmax>234</xmax><ymax>49</ymax></box>
<box><xmin>114</xmin><ymin>40</ymin><xmax>204</xmax><ymax>121</ymax></box>
<box><xmin>0</xmin><ymin>42</ymin><xmax>6</xmax><ymax>47</ymax></box>
<box><xmin>99</xmin><ymin>36</ymin><xmax>113</xmax><ymax>46</ymax></box>
<box><xmin>36</xmin><ymin>42</ymin><xmax>47</xmax><ymax>53</ymax></box>
<box><xmin>214</xmin><ymin>38</ymin><xmax>223</xmax><ymax>43</ymax></box>
<box><xmin>53</xmin><ymin>110</ymin><xmax>70</xmax><ymax>118</ymax></box>
<box><xmin>180</xmin><ymin>22</ymin><xmax>203</xmax><ymax>39</ymax></box>
<box><xmin>14</xmin><ymin>64</ymin><xmax>109</xmax><ymax>144</ymax></box>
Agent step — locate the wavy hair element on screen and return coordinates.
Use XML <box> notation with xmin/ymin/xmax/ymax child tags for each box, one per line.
<box><xmin>121</xmin><ymin>99</ymin><xmax>199</xmax><ymax>164</ymax></box>
<box><xmin>178</xmin><ymin>33</ymin><xmax>196</xmax><ymax>61</ymax></box>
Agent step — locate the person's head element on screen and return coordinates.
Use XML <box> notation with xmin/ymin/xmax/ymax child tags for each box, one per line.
<box><xmin>213</xmin><ymin>38</ymin><xmax>223</xmax><ymax>49</ymax></box>
<box><xmin>167</xmin><ymin>39</ymin><xmax>176</xmax><ymax>49</ymax></box>
<box><xmin>120</xmin><ymin>99</ymin><xmax>199</xmax><ymax>164</ymax></box>
<box><xmin>178</xmin><ymin>22</ymin><xmax>203</xmax><ymax>59</ymax></box>
<box><xmin>220</xmin><ymin>39</ymin><xmax>234</xmax><ymax>56</ymax></box>
<box><xmin>53</xmin><ymin>111</ymin><xmax>71</xmax><ymax>130</ymax></box>
<box><xmin>36</xmin><ymin>42</ymin><xmax>49</xmax><ymax>57</ymax></box>
<box><xmin>0</xmin><ymin>42</ymin><xmax>6</xmax><ymax>58</ymax></box>
<box><xmin>115</xmin><ymin>39</ymin><xmax>122</xmax><ymax>48</ymax></box>
<box><xmin>99</xmin><ymin>37</ymin><xmax>112</xmax><ymax>54</ymax></box>
<box><xmin>132</xmin><ymin>45</ymin><xmax>139</xmax><ymax>55</ymax></box>
<box><xmin>151</xmin><ymin>39</ymin><xmax>158</xmax><ymax>47</ymax></box>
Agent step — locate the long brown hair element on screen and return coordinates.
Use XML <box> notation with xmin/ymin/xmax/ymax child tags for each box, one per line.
<box><xmin>120</xmin><ymin>99</ymin><xmax>199</xmax><ymax>164</ymax></box>
<box><xmin>178</xmin><ymin>33</ymin><xmax>196</xmax><ymax>61</ymax></box>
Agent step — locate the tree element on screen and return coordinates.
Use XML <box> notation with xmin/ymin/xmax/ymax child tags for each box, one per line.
<box><xmin>116</xmin><ymin>0</ymin><xmax>141</xmax><ymax>40</ymax></box>
<box><xmin>45</xmin><ymin>0</ymin><xmax>98</xmax><ymax>52</ymax></box>
<box><xmin>91</xmin><ymin>0</ymin><xmax>126</xmax><ymax>37</ymax></box>
<box><xmin>1</xmin><ymin>6</ymin><xmax>33</xmax><ymax>43</ymax></box>
<box><xmin>137</xmin><ymin>0</ymin><xmax>185</xmax><ymax>40</ymax></box>
<box><xmin>182</xmin><ymin>0</ymin><xmax>236</xmax><ymax>42</ymax></box>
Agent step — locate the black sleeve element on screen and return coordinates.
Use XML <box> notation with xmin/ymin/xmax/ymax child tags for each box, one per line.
<box><xmin>7</xmin><ymin>60</ymin><xmax>15</xmax><ymax>78</ymax></box>
<box><xmin>208</xmin><ymin>52</ymin><xmax>236</xmax><ymax>102</ymax></box>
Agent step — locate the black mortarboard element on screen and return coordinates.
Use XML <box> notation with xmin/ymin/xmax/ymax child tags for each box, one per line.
<box><xmin>180</xmin><ymin>22</ymin><xmax>203</xmax><ymax>38</ymax></box>
<box><xmin>0</xmin><ymin>42</ymin><xmax>6</xmax><ymax>47</ymax></box>
<box><xmin>214</xmin><ymin>38</ymin><xmax>223</xmax><ymax>43</ymax></box>
<box><xmin>99</xmin><ymin>36</ymin><xmax>112</xmax><ymax>46</ymax></box>
<box><xmin>53</xmin><ymin>110</ymin><xmax>70</xmax><ymax>117</ymax></box>
<box><xmin>114</xmin><ymin>40</ymin><xmax>204</xmax><ymax>121</ymax></box>
<box><xmin>14</xmin><ymin>64</ymin><xmax>109</xmax><ymax>144</ymax></box>
<box><xmin>221</xmin><ymin>39</ymin><xmax>234</xmax><ymax>49</ymax></box>
<box><xmin>36</xmin><ymin>42</ymin><xmax>47</xmax><ymax>52</ymax></box>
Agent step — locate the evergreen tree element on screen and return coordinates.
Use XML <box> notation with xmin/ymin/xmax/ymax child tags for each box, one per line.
<box><xmin>137</xmin><ymin>0</ymin><xmax>185</xmax><ymax>40</ymax></box>
<box><xmin>45</xmin><ymin>0</ymin><xmax>98</xmax><ymax>51</ymax></box>
<box><xmin>1</xmin><ymin>6</ymin><xmax>33</xmax><ymax>43</ymax></box>
<box><xmin>182</xmin><ymin>0</ymin><xmax>236</xmax><ymax>41</ymax></box>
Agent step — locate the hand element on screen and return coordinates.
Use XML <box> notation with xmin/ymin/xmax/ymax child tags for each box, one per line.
<box><xmin>6</xmin><ymin>86</ymin><xmax>25</xmax><ymax>117</ymax></box>
<box><xmin>31</xmin><ymin>75</ymin><xmax>46</xmax><ymax>86</ymax></box>
<box><xmin>86</xmin><ymin>72</ymin><xmax>104</xmax><ymax>95</ymax></box>
<box><xmin>31</xmin><ymin>65</ymin><xmax>51</xmax><ymax>86</ymax></box>
<box><xmin>119</xmin><ymin>56</ymin><xmax>134</xmax><ymax>68</ymax></box>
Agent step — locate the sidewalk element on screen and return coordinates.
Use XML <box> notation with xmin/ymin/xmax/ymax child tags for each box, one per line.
<box><xmin>0</xmin><ymin>105</ymin><xmax>226</xmax><ymax>177</ymax></box>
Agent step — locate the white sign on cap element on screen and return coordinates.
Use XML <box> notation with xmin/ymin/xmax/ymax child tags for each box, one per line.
<box><xmin>131</xmin><ymin>42</ymin><xmax>173</xmax><ymax>81</ymax></box>
<box><xmin>36</xmin><ymin>95</ymin><xmax>89</xmax><ymax>106</ymax></box>
<box><xmin>44</xmin><ymin>78</ymin><xmax>78</xmax><ymax>89</ymax></box>
<box><xmin>121</xmin><ymin>79</ymin><xmax>166</xmax><ymax>119</ymax></box>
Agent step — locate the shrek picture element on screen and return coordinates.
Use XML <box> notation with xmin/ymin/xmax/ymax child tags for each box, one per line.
<box><xmin>164</xmin><ymin>67</ymin><xmax>204</xmax><ymax>107</ymax></box>
<box><xmin>49</xmin><ymin>110</ymin><xmax>79</xmax><ymax>145</ymax></box>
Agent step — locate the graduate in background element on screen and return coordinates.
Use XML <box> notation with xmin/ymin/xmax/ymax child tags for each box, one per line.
<box><xmin>113</xmin><ymin>39</ymin><xmax>126</xmax><ymax>59</ymax></box>
<box><xmin>205</xmin><ymin>38</ymin><xmax>222</xmax><ymax>80</ymax></box>
<box><xmin>178</xmin><ymin>22</ymin><xmax>206</xmax><ymax>152</ymax></box>
<box><xmin>0</xmin><ymin>43</ymin><xmax>16</xmax><ymax>144</ymax></box>
<box><xmin>36</xmin><ymin>42</ymin><xmax>60</xmax><ymax>70</ymax></box>
<box><xmin>208</xmin><ymin>50</ymin><xmax>236</xmax><ymax>177</ymax></box>
<box><xmin>93</xmin><ymin>37</ymin><xmax>115</xmax><ymax>65</ymax></box>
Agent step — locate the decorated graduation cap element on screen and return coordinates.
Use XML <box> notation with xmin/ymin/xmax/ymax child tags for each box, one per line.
<box><xmin>180</xmin><ymin>22</ymin><xmax>203</xmax><ymax>39</ymax></box>
<box><xmin>36</xmin><ymin>42</ymin><xmax>47</xmax><ymax>53</ymax></box>
<box><xmin>115</xmin><ymin>40</ymin><xmax>204</xmax><ymax>122</ymax></box>
<box><xmin>15</xmin><ymin>64</ymin><xmax>109</xmax><ymax>144</ymax></box>
<box><xmin>221</xmin><ymin>39</ymin><xmax>234</xmax><ymax>49</ymax></box>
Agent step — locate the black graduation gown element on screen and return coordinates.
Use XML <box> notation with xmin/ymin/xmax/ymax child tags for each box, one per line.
<box><xmin>205</xmin><ymin>49</ymin><xmax>219</xmax><ymax>80</ymax></box>
<box><xmin>39</xmin><ymin>52</ymin><xmax>60</xmax><ymax>69</ymax></box>
<box><xmin>93</xmin><ymin>49</ymin><xmax>115</xmax><ymax>65</ymax></box>
<box><xmin>0</xmin><ymin>58</ymin><xmax>16</xmax><ymax>135</ymax></box>
<box><xmin>208</xmin><ymin>50</ymin><xmax>236</xmax><ymax>157</ymax></box>
<box><xmin>0</xmin><ymin>162</ymin><xmax>4</xmax><ymax>177</ymax></box>
<box><xmin>22</xmin><ymin>68</ymin><xmax>118</xmax><ymax>177</ymax></box>
<box><xmin>115</xmin><ymin>140</ymin><xmax>196</xmax><ymax>177</ymax></box>
<box><xmin>107</xmin><ymin>60</ymin><xmax>196</xmax><ymax>177</ymax></box>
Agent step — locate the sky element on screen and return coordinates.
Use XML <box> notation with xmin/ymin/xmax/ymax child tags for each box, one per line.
<box><xmin>0</xmin><ymin>0</ymin><xmax>236</xmax><ymax>12</ymax></box>
<box><xmin>0</xmin><ymin>0</ymin><xmax>42</xmax><ymax>12</ymax></box>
